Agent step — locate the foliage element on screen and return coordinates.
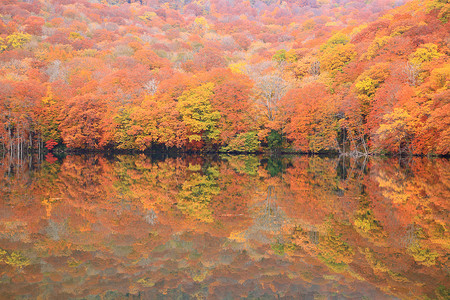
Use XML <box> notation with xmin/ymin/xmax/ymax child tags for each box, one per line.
<box><xmin>6</xmin><ymin>32</ymin><xmax>32</xmax><ymax>49</ymax></box>
<box><xmin>354</xmin><ymin>63</ymin><xmax>390</xmax><ymax>117</ymax></box>
<box><xmin>320</xmin><ymin>32</ymin><xmax>349</xmax><ymax>52</ymax></box>
<box><xmin>430</xmin><ymin>63</ymin><xmax>450</xmax><ymax>90</ymax></box>
<box><xmin>364</xmin><ymin>36</ymin><xmax>391</xmax><ymax>60</ymax></box>
<box><xmin>220</xmin><ymin>132</ymin><xmax>260</xmax><ymax>152</ymax></box>
<box><xmin>376</xmin><ymin>108</ymin><xmax>416</xmax><ymax>153</ymax></box>
<box><xmin>177</xmin><ymin>166</ymin><xmax>220</xmax><ymax>222</ymax></box>
<box><xmin>267</xmin><ymin>130</ymin><xmax>283</xmax><ymax>150</ymax></box>
<box><xmin>283</xmin><ymin>83</ymin><xmax>338</xmax><ymax>152</ymax></box>
<box><xmin>409</xmin><ymin>43</ymin><xmax>442</xmax><ymax>65</ymax></box>
<box><xmin>272</xmin><ymin>49</ymin><xmax>298</xmax><ymax>63</ymax></box>
<box><xmin>320</xmin><ymin>44</ymin><xmax>357</xmax><ymax>74</ymax></box>
<box><xmin>0</xmin><ymin>155</ymin><xmax>448</xmax><ymax>298</ymax></box>
<box><xmin>0</xmin><ymin>0</ymin><xmax>447</xmax><ymax>156</ymax></box>
<box><xmin>1</xmin><ymin>250</ymin><xmax>31</xmax><ymax>268</ymax></box>
<box><xmin>408</xmin><ymin>243</ymin><xmax>439</xmax><ymax>266</ymax></box>
<box><xmin>318</xmin><ymin>228</ymin><xmax>354</xmax><ymax>273</ymax></box>
<box><xmin>177</xmin><ymin>83</ymin><xmax>221</xmax><ymax>143</ymax></box>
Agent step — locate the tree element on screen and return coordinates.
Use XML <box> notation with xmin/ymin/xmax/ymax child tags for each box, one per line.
<box><xmin>38</xmin><ymin>85</ymin><xmax>62</xmax><ymax>145</ymax></box>
<box><xmin>253</xmin><ymin>74</ymin><xmax>289</xmax><ymax>124</ymax></box>
<box><xmin>210</xmin><ymin>71</ymin><xmax>255</xmax><ymax>144</ymax></box>
<box><xmin>354</xmin><ymin>63</ymin><xmax>390</xmax><ymax>119</ymax></box>
<box><xmin>404</xmin><ymin>61</ymin><xmax>421</xmax><ymax>87</ymax></box>
<box><xmin>283</xmin><ymin>82</ymin><xmax>338</xmax><ymax>152</ymax></box>
<box><xmin>192</xmin><ymin>47</ymin><xmax>227</xmax><ymax>71</ymax></box>
<box><xmin>376</xmin><ymin>108</ymin><xmax>415</xmax><ymax>154</ymax></box>
<box><xmin>320</xmin><ymin>44</ymin><xmax>357</xmax><ymax>74</ymax></box>
<box><xmin>59</xmin><ymin>94</ymin><xmax>110</xmax><ymax>149</ymax></box>
<box><xmin>177</xmin><ymin>166</ymin><xmax>220</xmax><ymax>223</ymax></box>
<box><xmin>5</xmin><ymin>32</ymin><xmax>31</xmax><ymax>49</ymax></box>
<box><xmin>177</xmin><ymin>82</ymin><xmax>221</xmax><ymax>146</ymax></box>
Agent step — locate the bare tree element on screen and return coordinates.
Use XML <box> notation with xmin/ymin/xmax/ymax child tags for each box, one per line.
<box><xmin>46</xmin><ymin>60</ymin><xmax>66</xmax><ymax>82</ymax></box>
<box><xmin>404</xmin><ymin>61</ymin><xmax>420</xmax><ymax>87</ymax></box>
<box><xmin>144</xmin><ymin>209</ymin><xmax>158</xmax><ymax>225</ymax></box>
<box><xmin>144</xmin><ymin>78</ymin><xmax>159</xmax><ymax>95</ymax></box>
<box><xmin>309</xmin><ymin>60</ymin><xmax>320</xmax><ymax>76</ymax></box>
<box><xmin>254</xmin><ymin>75</ymin><xmax>289</xmax><ymax>121</ymax></box>
<box><xmin>244</xmin><ymin>61</ymin><xmax>274</xmax><ymax>77</ymax></box>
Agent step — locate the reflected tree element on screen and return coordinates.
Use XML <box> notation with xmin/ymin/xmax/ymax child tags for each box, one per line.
<box><xmin>255</xmin><ymin>186</ymin><xmax>286</xmax><ymax>232</ymax></box>
<box><xmin>143</xmin><ymin>209</ymin><xmax>158</xmax><ymax>225</ymax></box>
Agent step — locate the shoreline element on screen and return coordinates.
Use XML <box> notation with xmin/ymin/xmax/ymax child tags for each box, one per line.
<box><xmin>1</xmin><ymin>148</ymin><xmax>449</xmax><ymax>158</ymax></box>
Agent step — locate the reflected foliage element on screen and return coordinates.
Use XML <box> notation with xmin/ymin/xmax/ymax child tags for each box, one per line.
<box><xmin>0</xmin><ymin>154</ymin><xmax>448</xmax><ymax>299</ymax></box>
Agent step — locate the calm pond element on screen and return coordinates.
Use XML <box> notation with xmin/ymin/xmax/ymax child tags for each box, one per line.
<box><xmin>0</xmin><ymin>154</ymin><xmax>448</xmax><ymax>299</ymax></box>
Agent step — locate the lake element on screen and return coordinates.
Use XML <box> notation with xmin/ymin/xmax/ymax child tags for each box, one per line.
<box><xmin>0</xmin><ymin>154</ymin><xmax>448</xmax><ymax>299</ymax></box>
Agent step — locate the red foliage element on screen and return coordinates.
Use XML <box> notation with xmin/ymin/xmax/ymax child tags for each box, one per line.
<box><xmin>45</xmin><ymin>139</ymin><xmax>58</xmax><ymax>151</ymax></box>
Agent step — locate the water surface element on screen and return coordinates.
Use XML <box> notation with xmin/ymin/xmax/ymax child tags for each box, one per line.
<box><xmin>0</xmin><ymin>154</ymin><xmax>448</xmax><ymax>299</ymax></box>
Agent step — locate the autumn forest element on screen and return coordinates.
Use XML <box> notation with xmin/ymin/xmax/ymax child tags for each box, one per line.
<box><xmin>1</xmin><ymin>0</ymin><xmax>450</xmax><ymax>298</ymax></box>
<box><xmin>0</xmin><ymin>0</ymin><xmax>449</xmax><ymax>155</ymax></box>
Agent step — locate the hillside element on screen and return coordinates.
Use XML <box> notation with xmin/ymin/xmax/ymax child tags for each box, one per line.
<box><xmin>0</xmin><ymin>0</ymin><xmax>449</xmax><ymax>154</ymax></box>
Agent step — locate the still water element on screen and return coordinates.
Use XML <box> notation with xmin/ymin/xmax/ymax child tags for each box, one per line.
<box><xmin>0</xmin><ymin>154</ymin><xmax>448</xmax><ymax>299</ymax></box>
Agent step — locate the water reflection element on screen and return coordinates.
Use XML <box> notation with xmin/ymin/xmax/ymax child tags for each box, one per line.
<box><xmin>0</xmin><ymin>154</ymin><xmax>448</xmax><ymax>299</ymax></box>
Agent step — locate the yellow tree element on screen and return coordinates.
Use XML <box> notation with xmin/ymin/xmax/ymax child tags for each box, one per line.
<box><xmin>376</xmin><ymin>108</ymin><xmax>416</xmax><ymax>154</ymax></box>
<box><xmin>177</xmin><ymin>82</ymin><xmax>221</xmax><ymax>146</ymax></box>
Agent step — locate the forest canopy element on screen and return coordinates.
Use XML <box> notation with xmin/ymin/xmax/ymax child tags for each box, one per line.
<box><xmin>0</xmin><ymin>0</ymin><xmax>449</xmax><ymax>155</ymax></box>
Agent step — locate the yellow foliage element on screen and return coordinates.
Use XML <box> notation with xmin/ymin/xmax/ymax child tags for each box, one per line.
<box><xmin>318</xmin><ymin>228</ymin><xmax>354</xmax><ymax>272</ymax></box>
<box><xmin>437</xmin><ymin>3</ymin><xmax>450</xmax><ymax>23</ymax></box>
<box><xmin>193</xmin><ymin>270</ymin><xmax>208</xmax><ymax>282</ymax></box>
<box><xmin>350</xmin><ymin>24</ymin><xmax>367</xmax><ymax>37</ymax></box>
<box><xmin>177</xmin><ymin>167</ymin><xmax>220</xmax><ymax>223</ymax></box>
<box><xmin>381</xmin><ymin>13</ymin><xmax>394</xmax><ymax>20</ymax></box>
<box><xmin>364</xmin><ymin>36</ymin><xmax>391</xmax><ymax>60</ymax></box>
<box><xmin>0</xmin><ymin>248</ymin><xmax>6</xmax><ymax>262</ymax></box>
<box><xmin>288</xmin><ymin>22</ymin><xmax>298</xmax><ymax>29</ymax></box>
<box><xmin>320</xmin><ymin>32</ymin><xmax>349</xmax><ymax>52</ymax></box>
<box><xmin>229</xmin><ymin>231</ymin><xmax>246</xmax><ymax>243</ymax></box>
<box><xmin>6</xmin><ymin>32</ymin><xmax>32</xmax><ymax>49</ymax></box>
<box><xmin>325</xmin><ymin>21</ymin><xmax>339</xmax><ymax>27</ymax></box>
<box><xmin>408</xmin><ymin>243</ymin><xmax>439</xmax><ymax>266</ymax></box>
<box><xmin>137</xmin><ymin>277</ymin><xmax>155</xmax><ymax>287</ymax></box>
<box><xmin>4</xmin><ymin>251</ymin><xmax>31</xmax><ymax>268</ymax></box>
<box><xmin>302</xmin><ymin>19</ymin><xmax>316</xmax><ymax>30</ymax></box>
<box><xmin>430</xmin><ymin>63</ymin><xmax>450</xmax><ymax>90</ymax></box>
<box><xmin>138</xmin><ymin>11</ymin><xmax>157</xmax><ymax>21</ymax></box>
<box><xmin>320</xmin><ymin>43</ymin><xmax>356</xmax><ymax>73</ymax></box>
<box><xmin>362</xmin><ymin>248</ymin><xmax>389</xmax><ymax>273</ymax></box>
<box><xmin>376</xmin><ymin>170</ymin><xmax>409</xmax><ymax>204</ymax></box>
<box><xmin>177</xmin><ymin>82</ymin><xmax>221</xmax><ymax>142</ymax></box>
<box><xmin>41</xmin><ymin>86</ymin><xmax>56</xmax><ymax>105</ymax></box>
<box><xmin>355</xmin><ymin>63</ymin><xmax>390</xmax><ymax>101</ymax></box>
<box><xmin>187</xmin><ymin>163</ymin><xmax>202</xmax><ymax>172</ymax></box>
<box><xmin>354</xmin><ymin>209</ymin><xmax>384</xmax><ymax>234</ymax></box>
<box><xmin>428</xmin><ymin>0</ymin><xmax>450</xmax><ymax>23</ymax></box>
<box><xmin>285</xmin><ymin>49</ymin><xmax>298</xmax><ymax>63</ymax></box>
<box><xmin>67</xmin><ymin>257</ymin><xmax>82</xmax><ymax>268</ymax></box>
<box><xmin>355</xmin><ymin>77</ymin><xmax>378</xmax><ymax>97</ymax></box>
<box><xmin>228</xmin><ymin>62</ymin><xmax>246</xmax><ymax>74</ymax></box>
<box><xmin>0</xmin><ymin>37</ymin><xmax>7</xmax><ymax>52</ymax></box>
<box><xmin>390</xmin><ymin>25</ymin><xmax>412</xmax><ymax>37</ymax></box>
<box><xmin>69</xmin><ymin>32</ymin><xmax>84</xmax><ymax>40</ymax></box>
<box><xmin>410</xmin><ymin>43</ymin><xmax>442</xmax><ymax>65</ymax></box>
<box><xmin>193</xmin><ymin>16</ymin><xmax>209</xmax><ymax>30</ymax></box>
